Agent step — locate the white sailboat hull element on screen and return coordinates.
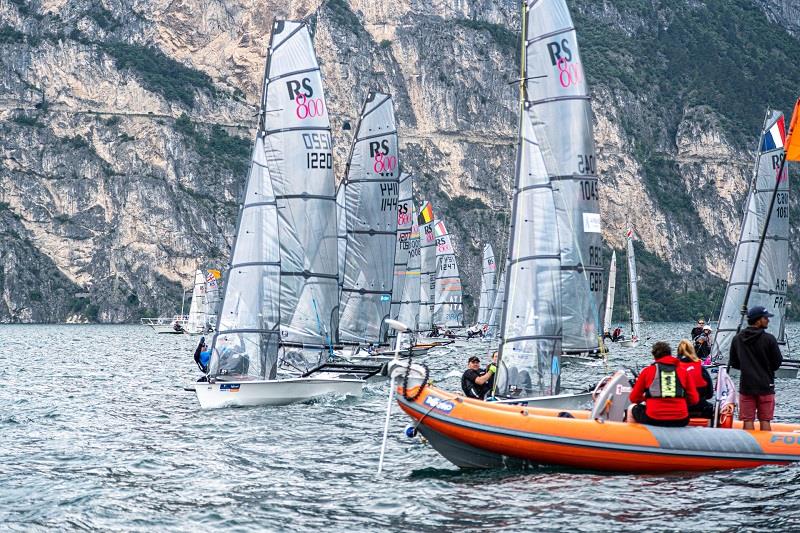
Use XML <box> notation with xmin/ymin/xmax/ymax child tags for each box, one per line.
<box><xmin>195</xmin><ymin>377</ymin><xmax>364</xmax><ymax>409</ymax></box>
<box><xmin>619</xmin><ymin>339</ymin><xmax>639</xmax><ymax>348</ymax></box>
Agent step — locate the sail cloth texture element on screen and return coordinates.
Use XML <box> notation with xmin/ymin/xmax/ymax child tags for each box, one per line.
<box><xmin>390</xmin><ymin>174</ymin><xmax>420</xmax><ymax>334</ymax></box>
<box><xmin>187</xmin><ymin>269</ymin><xmax>208</xmax><ymax>334</ymax></box>
<box><xmin>486</xmin><ymin>270</ymin><xmax>506</xmax><ymax>338</ymax></box>
<box><xmin>262</xmin><ymin>20</ymin><xmax>338</xmax><ymax>365</ymax></box>
<box><xmin>713</xmin><ymin>110</ymin><xmax>789</xmax><ymax>360</ymax></box>
<box><xmin>525</xmin><ymin>0</ymin><xmax>603</xmax><ymax>353</ymax></box>
<box><xmin>209</xmin><ymin>136</ymin><xmax>281</xmax><ymax>380</ymax></box>
<box><xmin>336</xmin><ymin>183</ymin><xmax>346</xmax><ymax>293</ymax></box>
<box><xmin>603</xmin><ymin>251</ymin><xmax>617</xmax><ymax>333</ymax></box>
<box><xmin>495</xmin><ymin>105</ymin><xmax>562</xmax><ymax>398</ymax></box>
<box><xmin>784</xmin><ymin>97</ymin><xmax>800</xmax><ymax>162</ymax></box>
<box><xmin>477</xmin><ymin>244</ymin><xmax>497</xmax><ymax>325</ymax></box>
<box><xmin>338</xmin><ymin>91</ymin><xmax>399</xmax><ymax>344</ymax></box>
<box><xmin>418</xmin><ymin>201</ymin><xmax>437</xmax><ymax>332</ymax></box>
<box><xmin>204</xmin><ymin>269</ymin><xmax>222</xmax><ymax>329</ymax></box>
<box><xmin>433</xmin><ymin>219</ymin><xmax>464</xmax><ymax>327</ymax></box>
<box><xmin>626</xmin><ymin>229</ymin><xmax>641</xmax><ymax>341</ymax></box>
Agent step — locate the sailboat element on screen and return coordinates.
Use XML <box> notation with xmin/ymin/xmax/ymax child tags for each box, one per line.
<box><xmin>195</xmin><ymin>20</ymin><xmax>369</xmax><ymax>409</ymax></box>
<box><xmin>388</xmin><ymin>0</ymin><xmax>593</xmax><ymax>420</ymax></box>
<box><xmin>432</xmin><ymin>219</ymin><xmax>464</xmax><ymax>328</ymax></box>
<box><xmin>417</xmin><ymin>201</ymin><xmax>437</xmax><ymax>334</ymax></box>
<box><xmin>477</xmin><ymin>244</ymin><xmax>497</xmax><ymax>326</ymax></box>
<box><xmin>485</xmin><ymin>269</ymin><xmax>505</xmax><ymax>339</ymax></box>
<box><xmin>338</xmin><ymin>90</ymin><xmax>400</xmax><ymax>350</ymax></box>
<box><xmin>711</xmin><ymin>109</ymin><xmax>793</xmax><ymax>376</ymax></box>
<box><xmin>186</xmin><ymin>268</ymin><xmax>222</xmax><ymax>334</ymax></box>
<box><xmin>602</xmin><ymin>251</ymin><xmax>617</xmax><ymax>339</ymax></box>
<box><xmin>619</xmin><ymin>228</ymin><xmax>642</xmax><ymax>347</ymax></box>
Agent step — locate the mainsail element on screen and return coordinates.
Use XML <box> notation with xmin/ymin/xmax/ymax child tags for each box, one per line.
<box><xmin>187</xmin><ymin>269</ymin><xmax>208</xmax><ymax>334</ymax></box>
<box><xmin>477</xmin><ymin>244</ymin><xmax>497</xmax><ymax>325</ymax></box>
<box><xmin>390</xmin><ymin>173</ymin><xmax>419</xmax><ymax>333</ymax></box>
<box><xmin>339</xmin><ymin>91</ymin><xmax>400</xmax><ymax>344</ymax></box>
<box><xmin>603</xmin><ymin>251</ymin><xmax>617</xmax><ymax>334</ymax></box>
<box><xmin>263</xmin><ymin>20</ymin><xmax>338</xmax><ymax>365</ymax></box>
<box><xmin>417</xmin><ymin>201</ymin><xmax>436</xmax><ymax>332</ymax></box>
<box><xmin>486</xmin><ymin>269</ymin><xmax>506</xmax><ymax>338</ymax></box>
<box><xmin>712</xmin><ymin>110</ymin><xmax>788</xmax><ymax>359</ymax></box>
<box><xmin>433</xmin><ymin>219</ymin><xmax>464</xmax><ymax>327</ymax></box>
<box><xmin>204</xmin><ymin>269</ymin><xmax>222</xmax><ymax>330</ymax></box>
<box><xmin>625</xmin><ymin>228</ymin><xmax>641</xmax><ymax>342</ymax></box>
<box><xmin>208</xmin><ymin>135</ymin><xmax>281</xmax><ymax>379</ymax></box>
<box><xmin>495</xmin><ymin>100</ymin><xmax>562</xmax><ymax>398</ymax></box>
<box><xmin>525</xmin><ymin>0</ymin><xmax>603</xmax><ymax>354</ymax></box>
<box><xmin>336</xmin><ymin>183</ymin><xmax>346</xmax><ymax>293</ymax></box>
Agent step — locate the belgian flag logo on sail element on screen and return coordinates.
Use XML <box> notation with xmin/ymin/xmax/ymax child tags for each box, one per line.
<box><xmin>419</xmin><ymin>201</ymin><xmax>434</xmax><ymax>225</ymax></box>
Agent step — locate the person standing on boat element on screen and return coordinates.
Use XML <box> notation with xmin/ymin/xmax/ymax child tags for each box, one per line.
<box><xmin>690</xmin><ymin>319</ymin><xmax>706</xmax><ymax>339</ymax></box>
<box><xmin>461</xmin><ymin>355</ymin><xmax>493</xmax><ymax>399</ymax></box>
<box><xmin>730</xmin><ymin>306</ymin><xmax>783</xmax><ymax>431</ymax></box>
<box><xmin>693</xmin><ymin>325</ymin><xmax>712</xmax><ymax>361</ymax></box>
<box><xmin>676</xmin><ymin>339</ymin><xmax>714</xmax><ymax>419</ymax></box>
<box><xmin>629</xmin><ymin>342</ymin><xmax>699</xmax><ymax>427</ymax></box>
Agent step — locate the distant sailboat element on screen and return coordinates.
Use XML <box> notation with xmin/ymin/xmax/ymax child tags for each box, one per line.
<box><xmin>602</xmin><ymin>251</ymin><xmax>617</xmax><ymax>337</ymax></box>
<box><xmin>195</xmin><ymin>20</ymin><xmax>368</xmax><ymax>409</ymax></box>
<box><xmin>433</xmin><ymin>219</ymin><xmax>464</xmax><ymax>328</ymax></box>
<box><xmin>417</xmin><ymin>201</ymin><xmax>437</xmax><ymax>333</ymax></box>
<box><xmin>477</xmin><ymin>243</ymin><xmax>497</xmax><ymax>326</ymax></box>
<box><xmin>186</xmin><ymin>268</ymin><xmax>222</xmax><ymax>335</ymax></box>
<box><xmin>712</xmin><ymin>110</ymin><xmax>789</xmax><ymax>361</ymax></box>
<box><xmin>619</xmin><ymin>228</ymin><xmax>642</xmax><ymax>348</ymax></box>
<box><xmin>389</xmin><ymin>173</ymin><xmax>420</xmax><ymax>335</ymax></box>
<box><xmin>338</xmin><ymin>90</ymin><xmax>400</xmax><ymax>347</ymax></box>
<box><xmin>485</xmin><ymin>269</ymin><xmax>505</xmax><ymax>339</ymax></box>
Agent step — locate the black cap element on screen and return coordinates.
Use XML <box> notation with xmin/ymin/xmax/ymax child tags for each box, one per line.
<box><xmin>747</xmin><ymin>305</ymin><xmax>774</xmax><ymax>321</ymax></box>
<box><xmin>468</xmin><ymin>356</ymin><xmax>480</xmax><ymax>363</ymax></box>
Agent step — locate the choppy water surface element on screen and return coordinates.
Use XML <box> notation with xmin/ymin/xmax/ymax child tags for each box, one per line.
<box><xmin>2</xmin><ymin>323</ymin><xmax>800</xmax><ymax>531</ymax></box>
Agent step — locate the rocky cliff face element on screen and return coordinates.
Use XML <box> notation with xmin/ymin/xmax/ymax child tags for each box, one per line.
<box><xmin>1</xmin><ymin>0</ymin><xmax>799</xmax><ymax>323</ymax></box>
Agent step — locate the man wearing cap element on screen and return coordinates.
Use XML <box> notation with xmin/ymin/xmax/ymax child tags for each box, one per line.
<box><xmin>691</xmin><ymin>319</ymin><xmax>706</xmax><ymax>340</ymax></box>
<box><xmin>461</xmin><ymin>355</ymin><xmax>494</xmax><ymax>399</ymax></box>
<box><xmin>730</xmin><ymin>305</ymin><xmax>783</xmax><ymax>431</ymax></box>
<box><xmin>693</xmin><ymin>325</ymin><xmax>713</xmax><ymax>361</ymax></box>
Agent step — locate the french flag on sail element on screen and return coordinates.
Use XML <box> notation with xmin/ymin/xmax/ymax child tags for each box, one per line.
<box><xmin>762</xmin><ymin>116</ymin><xmax>786</xmax><ymax>152</ymax></box>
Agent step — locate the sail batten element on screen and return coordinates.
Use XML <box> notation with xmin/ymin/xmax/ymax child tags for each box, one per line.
<box><xmin>713</xmin><ymin>110</ymin><xmax>789</xmax><ymax>359</ymax></box>
<box><xmin>525</xmin><ymin>0</ymin><xmax>603</xmax><ymax>354</ymax></box>
<box><xmin>338</xmin><ymin>91</ymin><xmax>400</xmax><ymax>345</ymax></box>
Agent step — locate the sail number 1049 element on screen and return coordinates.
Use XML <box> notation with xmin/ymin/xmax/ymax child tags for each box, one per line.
<box><xmin>303</xmin><ymin>133</ymin><xmax>333</xmax><ymax>169</ymax></box>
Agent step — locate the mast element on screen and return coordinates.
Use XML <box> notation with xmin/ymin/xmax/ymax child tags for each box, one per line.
<box><xmin>626</xmin><ymin>228</ymin><xmax>641</xmax><ymax>341</ymax></box>
<box><xmin>495</xmin><ymin>0</ymin><xmax>562</xmax><ymax>398</ymax></box>
<box><xmin>712</xmin><ymin>110</ymin><xmax>789</xmax><ymax>359</ymax></box>
<box><xmin>432</xmin><ymin>219</ymin><xmax>465</xmax><ymax>327</ymax></box>
<box><xmin>477</xmin><ymin>243</ymin><xmax>497</xmax><ymax>325</ymax></box>
<box><xmin>262</xmin><ymin>19</ymin><xmax>338</xmax><ymax>367</ymax></box>
<box><xmin>603</xmin><ymin>251</ymin><xmax>616</xmax><ymax>334</ymax></box>
<box><xmin>525</xmin><ymin>0</ymin><xmax>604</xmax><ymax>355</ymax></box>
<box><xmin>338</xmin><ymin>91</ymin><xmax>400</xmax><ymax>345</ymax></box>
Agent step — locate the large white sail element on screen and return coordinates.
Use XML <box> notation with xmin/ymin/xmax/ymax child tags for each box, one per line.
<box><xmin>626</xmin><ymin>228</ymin><xmax>641</xmax><ymax>342</ymax></box>
<box><xmin>477</xmin><ymin>244</ymin><xmax>497</xmax><ymax>325</ymax></box>
<box><xmin>336</xmin><ymin>183</ymin><xmax>346</xmax><ymax>294</ymax></box>
<box><xmin>390</xmin><ymin>174</ymin><xmax>418</xmax><ymax>333</ymax></box>
<box><xmin>433</xmin><ymin>219</ymin><xmax>464</xmax><ymax>327</ymax></box>
<box><xmin>399</xmin><ymin>205</ymin><xmax>421</xmax><ymax>332</ymax></box>
<box><xmin>525</xmin><ymin>0</ymin><xmax>603</xmax><ymax>354</ymax></box>
<box><xmin>486</xmin><ymin>269</ymin><xmax>506</xmax><ymax>338</ymax></box>
<box><xmin>417</xmin><ymin>201</ymin><xmax>436</xmax><ymax>332</ymax></box>
<box><xmin>713</xmin><ymin>111</ymin><xmax>788</xmax><ymax>359</ymax></box>
<box><xmin>204</xmin><ymin>269</ymin><xmax>222</xmax><ymax>331</ymax></box>
<box><xmin>338</xmin><ymin>91</ymin><xmax>400</xmax><ymax>345</ymax></box>
<box><xmin>262</xmin><ymin>20</ymin><xmax>338</xmax><ymax>366</ymax></box>
<box><xmin>496</xmin><ymin>98</ymin><xmax>562</xmax><ymax>398</ymax></box>
<box><xmin>603</xmin><ymin>251</ymin><xmax>616</xmax><ymax>334</ymax></box>
<box><xmin>208</xmin><ymin>136</ymin><xmax>281</xmax><ymax>379</ymax></box>
<box><xmin>187</xmin><ymin>269</ymin><xmax>207</xmax><ymax>334</ymax></box>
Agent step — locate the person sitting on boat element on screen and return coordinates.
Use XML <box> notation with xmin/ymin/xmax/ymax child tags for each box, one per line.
<box><xmin>693</xmin><ymin>326</ymin><xmax>712</xmax><ymax>361</ymax></box>
<box><xmin>676</xmin><ymin>339</ymin><xmax>714</xmax><ymax>419</ymax></box>
<box><xmin>193</xmin><ymin>336</ymin><xmax>211</xmax><ymax>376</ymax></box>
<box><xmin>690</xmin><ymin>319</ymin><xmax>706</xmax><ymax>340</ymax></box>
<box><xmin>443</xmin><ymin>329</ymin><xmax>456</xmax><ymax>339</ymax></box>
<box><xmin>603</xmin><ymin>330</ymin><xmax>612</xmax><ymax>341</ymax></box>
<box><xmin>466</xmin><ymin>324</ymin><xmax>483</xmax><ymax>340</ymax></box>
<box><xmin>730</xmin><ymin>306</ymin><xmax>783</xmax><ymax>432</ymax></box>
<box><xmin>173</xmin><ymin>320</ymin><xmax>184</xmax><ymax>333</ymax></box>
<box><xmin>611</xmin><ymin>327</ymin><xmax>623</xmax><ymax>342</ymax></box>
<box><xmin>628</xmin><ymin>341</ymin><xmax>699</xmax><ymax>427</ymax></box>
<box><xmin>431</xmin><ymin>324</ymin><xmax>441</xmax><ymax>338</ymax></box>
<box><xmin>461</xmin><ymin>355</ymin><xmax>493</xmax><ymax>399</ymax></box>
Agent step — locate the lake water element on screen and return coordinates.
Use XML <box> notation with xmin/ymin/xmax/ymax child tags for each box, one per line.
<box><xmin>2</xmin><ymin>323</ymin><xmax>800</xmax><ymax>531</ymax></box>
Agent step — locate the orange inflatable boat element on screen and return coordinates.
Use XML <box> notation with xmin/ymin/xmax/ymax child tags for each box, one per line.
<box><xmin>394</xmin><ymin>379</ymin><xmax>800</xmax><ymax>473</ymax></box>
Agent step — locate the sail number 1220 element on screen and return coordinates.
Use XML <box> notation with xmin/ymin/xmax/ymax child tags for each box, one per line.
<box><xmin>303</xmin><ymin>132</ymin><xmax>332</xmax><ymax>169</ymax></box>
